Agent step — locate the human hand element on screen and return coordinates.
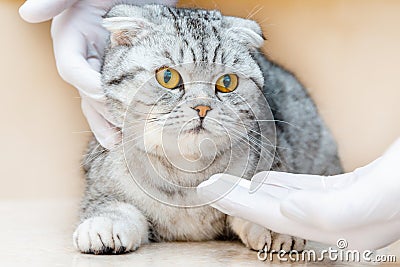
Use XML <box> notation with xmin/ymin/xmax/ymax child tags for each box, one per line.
<box><xmin>197</xmin><ymin>138</ymin><xmax>400</xmax><ymax>250</ymax></box>
<box><xmin>19</xmin><ymin>0</ymin><xmax>177</xmax><ymax>148</ymax></box>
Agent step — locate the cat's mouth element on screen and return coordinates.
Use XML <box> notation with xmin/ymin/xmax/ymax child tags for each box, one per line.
<box><xmin>179</xmin><ymin>116</ymin><xmax>211</xmax><ymax>135</ymax></box>
<box><xmin>185</xmin><ymin>125</ymin><xmax>208</xmax><ymax>134</ymax></box>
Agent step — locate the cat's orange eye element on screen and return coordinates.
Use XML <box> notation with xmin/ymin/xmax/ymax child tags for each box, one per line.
<box><xmin>215</xmin><ymin>74</ymin><xmax>239</xmax><ymax>93</ymax></box>
<box><xmin>155</xmin><ymin>67</ymin><xmax>182</xmax><ymax>89</ymax></box>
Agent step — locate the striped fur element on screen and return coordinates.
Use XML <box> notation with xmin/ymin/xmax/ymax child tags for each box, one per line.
<box><xmin>73</xmin><ymin>5</ymin><xmax>343</xmax><ymax>255</ymax></box>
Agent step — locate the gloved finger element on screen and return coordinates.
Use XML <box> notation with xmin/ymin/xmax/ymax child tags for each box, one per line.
<box><xmin>87</xmin><ymin>57</ymin><xmax>102</xmax><ymax>76</ymax></box>
<box><xmin>198</xmin><ymin>174</ymin><xmax>400</xmax><ymax>250</ymax></box>
<box><xmin>84</xmin><ymin>97</ymin><xmax>118</xmax><ymax>127</ymax></box>
<box><xmin>251</xmin><ymin>171</ymin><xmax>357</xmax><ymax>193</ymax></box>
<box><xmin>251</xmin><ymin>160</ymin><xmax>385</xmax><ymax>193</ymax></box>
<box><xmin>19</xmin><ymin>0</ymin><xmax>79</xmax><ymax>23</ymax></box>
<box><xmin>81</xmin><ymin>99</ymin><xmax>121</xmax><ymax>149</ymax></box>
<box><xmin>352</xmin><ymin>157</ymin><xmax>382</xmax><ymax>178</ymax></box>
<box><xmin>197</xmin><ymin>174</ymin><xmax>343</xmax><ymax>246</ymax></box>
<box><xmin>374</xmin><ymin>137</ymin><xmax>400</xmax><ymax>172</ymax></box>
<box><xmin>51</xmin><ymin>18</ymin><xmax>105</xmax><ymax>101</ymax></box>
<box><xmin>197</xmin><ymin>174</ymin><xmax>289</xmax><ymax>222</ymax></box>
<box><xmin>197</xmin><ymin>174</ymin><xmax>248</xmax><ymax>215</ymax></box>
<box><xmin>279</xmin><ymin>138</ymin><xmax>400</xmax><ymax>230</ymax></box>
<box><xmin>280</xmin><ymin>174</ymin><xmax>399</xmax><ymax>232</ymax></box>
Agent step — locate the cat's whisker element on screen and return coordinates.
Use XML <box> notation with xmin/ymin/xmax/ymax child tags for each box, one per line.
<box><xmin>80</xmin><ymin>123</ymin><xmax>164</xmax><ymax>166</ymax></box>
<box><xmin>230</xmin><ymin>129</ymin><xmax>290</xmax><ymax>171</ymax></box>
<box><xmin>226</xmin><ymin>124</ymin><xmax>286</xmax><ymax>168</ymax></box>
<box><xmin>128</xmin><ymin>110</ymin><xmax>172</xmax><ymax>116</ymax></box>
<box><xmin>231</xmin><ymin>129</ymin><xmax>276</xmax><ymax>161</ymax></box>
<box><xmin>125</xmin><ymin>119</ymin><xmax>164</xmax><ymax>127</ymax></box>
<box><xmin>71</xmin><ymin>123</ymin><xmax>122</xmax><ymax>135</ymax></box>
<box><xmin>246</xmin><ymin>5</ymin><xmax>264</xmax><ymax>20</ymax></box>
<box><xmin>245</xmin><ymin>4</ymin><xmax>261</xmax><ymax>20</ymax></box>
<box><xmin>228</xmin><ymin>121</ymin><xmax>276</xmax><ymax>148</ymax></box>
<box><xmin>227</xmin><ymin>130</ymin><xmax>275</xmax><ymax>166</ymax></box>
<box><xmin>228</xmin><ymin>120</ymin><xmax>305</xmax><ymax>154</ymax></box>
<box><xmin>79</xmin><ymin>126</ymin><xmax>133</xmax><ymax>165</ymax></box>
<box><xmin>254</xmin><ymin>119</ymin><xmax>303</xmax><ymax>131</ymax></box>
<box><xmin>121</xmin><ymin>126</ymin><xmax>165</xmax><ymax>148</ymax></box>
<box><xmin>226</xmin><ymin>127</ymin><xmax>275</xmax><ymax>160</ymax></box>
<box><xmin>256</xmin><ymin>17</ymin><xmax>274</xmax><ymax>33</ymax></box>
<box><xmin>122</xmin><ymin>118</ymin><xmax>164</xmax><ymax>133</ymax></box>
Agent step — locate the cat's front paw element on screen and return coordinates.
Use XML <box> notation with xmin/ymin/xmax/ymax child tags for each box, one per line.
<box><xmin>237</xmin><ymin>221</ymin><xmax>305</xmax><ymax>252</ymax></box>
<box><xmin>73</xmin><ymin>216</ymin><xmax>141</xmax><ymax>254</ymax></box>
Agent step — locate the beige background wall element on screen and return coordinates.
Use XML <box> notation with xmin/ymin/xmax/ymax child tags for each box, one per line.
<box><xmin>1</xmin><ymin>0</ymin><xmax>399</xmax><ymax>199</ymax></box>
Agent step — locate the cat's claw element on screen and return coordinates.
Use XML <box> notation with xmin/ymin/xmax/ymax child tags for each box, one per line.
<box><xmin>73</xmin><ymin>216</ymin><xmax>141</xmax><ymax>254</ymax></box>
<box><xmin>269</xmin><ymin>232</ymin><xmax>306</xmax><ymax>252</ymax></box>
<box><xmin>237</xmin><ymin>221</ymin><xmax>305</xmax><ymax>252</ymax></box>
<box><xmin>240</xmin><ymin>222</ymin><xmax>272</xmax><ymax>251</ymax></box>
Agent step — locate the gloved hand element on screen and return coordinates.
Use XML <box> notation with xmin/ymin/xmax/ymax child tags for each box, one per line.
<box><xmin>19</xmin><ymin>0</ymin><xmax>177</xmax><ymax>149</ymax></box>
<box><xmin>197</xmin><ymin>138</ymin><xmax>400</xmax><ymax>250</ymax></box>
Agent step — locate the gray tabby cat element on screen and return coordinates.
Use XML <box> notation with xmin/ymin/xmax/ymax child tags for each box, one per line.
<box><xmin>73</xmin><ymin>4</ymin><xmax>343</xmax><ymax>254</ymax></box>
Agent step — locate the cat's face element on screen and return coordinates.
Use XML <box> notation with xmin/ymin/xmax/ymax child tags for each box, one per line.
<box><xmin>102</xmin><ymin>5</ymin><xmax>268</xmax><ymax>160</ymax></box>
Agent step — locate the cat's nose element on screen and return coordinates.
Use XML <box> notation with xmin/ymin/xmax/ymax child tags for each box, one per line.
<box><xmin>193</xmin><ymin>105</ymin><xmax>212</xmax><ymax>118</ymax></box>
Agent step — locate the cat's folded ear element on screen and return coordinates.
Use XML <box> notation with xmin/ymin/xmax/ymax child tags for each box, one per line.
<box><xmin>224</xmin><ymin>17</ymin><xmax>265</xmax><ymax>49</ymax></box>
<box><xmin>103</xmin><ymin>17</ymin><xmax>154</xmax><ymax>47</ymax></box>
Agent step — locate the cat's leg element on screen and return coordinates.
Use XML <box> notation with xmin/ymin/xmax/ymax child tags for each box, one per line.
<box><xmin>73</xmin><ymin>201</ymin><xmax>149</xmax><ymax>254</ymax></box>
<box><xmin>228</xmin><ymin>216</ymin><xmax>305</xmax><ymax>252</ymax></box>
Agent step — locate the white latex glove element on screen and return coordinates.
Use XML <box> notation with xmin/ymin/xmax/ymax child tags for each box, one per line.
<box><xmin>19</xmin><ymin>0</ymin><xmax>177</xmax><ymax>148</ymax></box>
<box><xmin>197</xmin><ymin>138</ymin><xmax>400</xmax><ymax>250</ymax></box>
